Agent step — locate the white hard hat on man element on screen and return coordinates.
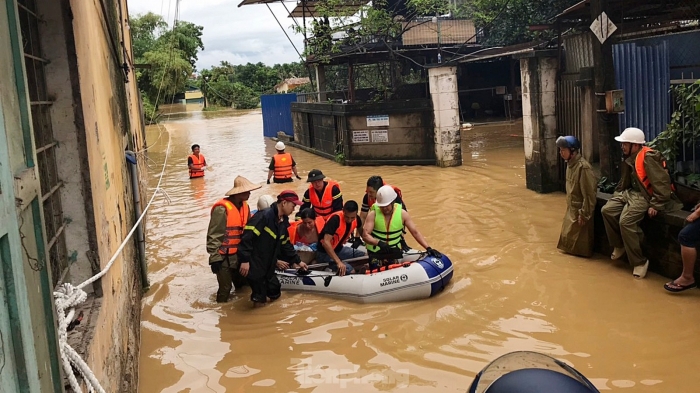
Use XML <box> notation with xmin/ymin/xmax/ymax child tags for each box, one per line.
<box><xmin>614</xmin><ymin>127</ymin><xmax>646</xmax><ymax>144</ymax></box>
<box><xmin>275</xmin><ymin>141</ymin><xmax>285</xmax><ymax>151</ymax></box>
<box><xmin>375</xmin><ymin>185</ymin><xmax>398</xmax><ymax>207</ymax></box>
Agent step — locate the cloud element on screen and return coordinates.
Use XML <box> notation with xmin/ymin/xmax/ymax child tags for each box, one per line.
<box><xmin>128</xmin><ymin>0</ymin><xmax>305</xmax><ymax>69</ymax></box>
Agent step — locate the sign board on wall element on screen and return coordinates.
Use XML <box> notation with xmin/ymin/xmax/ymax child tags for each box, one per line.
<box><xmin>352</xmin><ymin>130</ymin><xmax>370</xmax><ymax>143</ymax></box>
<box><xmin>371</xmin><ymin>129</ymin><xmax>388</xmax><ymax>143</ymax></box>
<box><xmin>367</xmin><ymin>115</ymin><xmax>389</xmax><ymax>127</ymax></box>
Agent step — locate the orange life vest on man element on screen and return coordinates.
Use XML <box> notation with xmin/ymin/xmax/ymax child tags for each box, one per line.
<box><xmin>634</xmin><ymin>146</ymin><xmax>675</xmax><ymax>195</ymax></box>
<box><xmin>288</xmin><ymin>216</ymin><xmax>326</xmax><ymax>245</ymax></box>
<box><xmin>322</xmin><ymin>211</ymin><xmax>357</xmax><ymax>250</ymax></box>
<box><xmin>308</xmin><ymin>180</ymin><xmax>340</xmax><ymax>219</ymax></box>
<box><xmin>273</xmin><ymin>153</ymin><xmax>293</xmax><ymax>180</ymax></box>
<box><xmin>211</xmin><ymin>199</ymin><xmax>249</xmax><ymax>255</ymax></box>
<box><xmin>367</xmin><ymin>183</ymin><xmax>403</xmax><ymax>207</ymax></box>
<box><xmin>189</xmin><ymin>154</ymin><xmax>206</xmax><ymax>178</ymax></box>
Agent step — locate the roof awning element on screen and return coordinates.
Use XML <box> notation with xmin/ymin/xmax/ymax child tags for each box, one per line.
<box><xmin>287</xmin><ymin>0</ymin><xmax>368</xmax><ymax>17</ymax></box>
<box><xmin>456</xmin><ymin>40</ymin><xmax>546</xmax><ymax>63</ymax></box>
<box><xmin>237</xmin><ymin>0</ymin><xmax>281</xmax><ymax>7</ymax></box>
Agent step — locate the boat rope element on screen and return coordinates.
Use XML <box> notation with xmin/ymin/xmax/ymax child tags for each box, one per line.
<box><xmin>54</xmin><ymin>128</ymin><xmax>171</xmax><ymax>393</ymax></box>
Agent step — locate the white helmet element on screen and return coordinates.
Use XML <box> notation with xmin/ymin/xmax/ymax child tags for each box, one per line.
<box><xmin>257</xmin><ymin>194</ymin><xmax>275</xmax><ymax>210</ymax></box>
<box><xmin>275</xmin><ymin>141</ymin><xmax>285</xmax><ymax>151</ymax></box>
<box><xmin>375</xmin><ymin>185</ymin><xmax>397</xmax><ymax>207</ymax></box>
<box><xmin>614</xmin><ymin>127</ymin><xmax>646</xmax><ymax>144</ymax></box>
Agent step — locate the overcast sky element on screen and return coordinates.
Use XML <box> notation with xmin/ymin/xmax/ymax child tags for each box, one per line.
<box><xmin>128</xmin><ymin>0</ymin><xmax>306</xmax><ymax>70</ymax></box>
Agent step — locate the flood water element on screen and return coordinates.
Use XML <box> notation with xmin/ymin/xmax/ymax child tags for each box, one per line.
<box><xmin>139</xmin><ymin>107</ymin><xmax>700</xmax><ymax>392</ymax></box>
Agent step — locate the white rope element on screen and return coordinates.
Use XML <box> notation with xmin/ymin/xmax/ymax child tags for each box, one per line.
<box><xmin>54</xmin><ymin>128</ymin><xmax>171</xmax><ymax>393</ymax></box>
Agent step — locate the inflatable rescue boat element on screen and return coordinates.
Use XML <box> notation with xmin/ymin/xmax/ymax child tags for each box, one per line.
<box><xmin>276</xmin><ymin>251</ymin><xmax>454</xmax><ymax>303</ymax></box>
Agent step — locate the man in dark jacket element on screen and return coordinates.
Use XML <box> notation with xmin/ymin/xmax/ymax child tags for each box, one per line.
<box><xmin>238</xmin><ymin>190</ymin><xmax>304</xmax><ymax>307</ymax></box>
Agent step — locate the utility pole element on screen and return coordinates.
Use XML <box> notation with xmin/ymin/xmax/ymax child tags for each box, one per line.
<box><xmin>432</xmin><ymin>14</ymin><xmax>442</xmax><ymax>64</ymax></box>
<box><xmin>590</xmin><ymin>0</ymin><xmax>621</xmax><ymax>180</ymax></box>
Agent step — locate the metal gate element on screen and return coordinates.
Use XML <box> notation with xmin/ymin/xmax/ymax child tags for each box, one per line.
<box><xmin>613</xmin><ymin>41</ymin><xmax>671</xmax><ymax>142</ymax></box>
<box><xmin>260</xmin><ymin>93</ymin><xmax>297</xmax><ymax>138</ymax></box>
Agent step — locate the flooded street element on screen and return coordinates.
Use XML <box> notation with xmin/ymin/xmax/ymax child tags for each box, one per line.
<box><xmin>139</xmin><ymin>108</ymin><xmax>700</xmax><ymax>392</ymax></box>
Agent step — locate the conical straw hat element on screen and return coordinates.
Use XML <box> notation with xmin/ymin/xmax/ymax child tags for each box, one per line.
<box><xmin>225</xmin><ymin>176</ymin><xmax>262</xmax><ymax>196</ymax></box>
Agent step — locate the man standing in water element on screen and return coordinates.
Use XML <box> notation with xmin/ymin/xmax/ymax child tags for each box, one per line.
<box><xmin>601</xmin><ymin>127</ymin><xmax>682</xmax><ymax>278</ymax></box>
<box><xmin>266</xmin><ymin>141</ymin><xmax>302</xmax><ymax>184</ymax></box>
<box><xmin>206</xmin><ymin>176</ymin><xmax>261</xmax><ymax>303</ymax></box>
<box><xmin>238</xmin><ymin>190</ymin><xmax>306</xmax><ymax>307</ymax></box>
<box><xmin>362</xmin><ymin>186</ymin><xmax>442</xmax><ymax>269</ymax></box>
<box><xmin>556</xmin><ymin>136</ymin><xmax>598</xmax><ymax>257</ymax></box>
<box><xmin>188</xmin><ymin>144</ymin><xmax>207</xmax><ymax>179</ymax></box>
<box><xmin>299</xmin><ymin>169</ymin><xmax>343</xmax><ymax>220</ymax></box>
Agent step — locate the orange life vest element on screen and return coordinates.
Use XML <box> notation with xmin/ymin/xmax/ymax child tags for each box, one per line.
<box><xmin>189</xmin><ymin>154</ymin><xmax>205</xmax><ymax>178</ymax></box>
<box><xmin>322</xmin><ymin>211</ymin><xmax>357</xmax><ymax>250</ymax></box>
<box><xmin>288</xmin><ymin>216</ymin><xmax>326</xmax><ymax>245</ymax></box>
<box><xmin>212</xmin><ymin>199</ymin><xmax>249</xmax><ymax>255</ymax></box>
<box><xmin>634</xmin><ymin>146</ymin><xmax>675</xmax><ymax>195</ymax></box>
<box><xmin>367</xmin><ymin>183</ymin><xmax>403</xmax><ymax>207</ymax></box>
<box><xmin>273</xmin><ymin>153</ymin><xmax>293</xmax><ymax>180</ymax></box>
<box><xmin>308</xmin><ymin>180</ymin><xmax>340</xmax><ymax>219</ymax></box>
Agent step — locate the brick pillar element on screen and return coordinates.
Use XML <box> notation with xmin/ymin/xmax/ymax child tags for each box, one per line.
<box><xmin>315</xmin><ymin>65</ymin><xmax>326</xmax><ymax>102</ymax></box>
<box><xmin>520</xmin><ymin>53</ymin><xmax>559</xmax><ymax>193</ymax></box>
<box><xmin>428</xmin><ymin>66</ymin><xmax>462</xmax><ymax>167</ymax></box>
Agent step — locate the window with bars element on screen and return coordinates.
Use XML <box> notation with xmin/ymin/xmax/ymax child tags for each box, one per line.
<box><xmin>17</xmin><ymin>0</ymin><xmax>68</xmax><ymax>286</ymax></box>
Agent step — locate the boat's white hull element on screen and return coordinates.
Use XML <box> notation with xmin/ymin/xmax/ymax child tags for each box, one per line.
<box><xmin>277</xmin><ymin>253</ymin><xmax>454</xmax><ymax>304</ymax></box>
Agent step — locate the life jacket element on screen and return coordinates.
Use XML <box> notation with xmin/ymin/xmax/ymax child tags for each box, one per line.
<box><xmin>308</xmin><ymin>180</ymin><xmax>340</xmax><ymax>219</ymax></box>
<box><xmin>322</xmin><ymin>211</ymin><xmax>357</xmax><ymax>250</ymax></box>
<box><xmin>366</xmin><ymin>203</ymin><xmax>404</xmax><ymax>253</ymax></box>
<box><xmin>273</xmin><ymin>153</ymin><xmax>293</xmax><ymax>180</ymax></box>
<box><xmin>367</xmin><ymin>183</ymin><xmax>403</xmax><ymax>208</ymax></box>
<box><xmin>634</xmin><ymin>146</ymin><xmax>675</xmax><ymax>195</ymax></box>
<box><xmin>188</xmin><ymin>154</ymin><xmax>205</xmax><ymax>178</ymax></box>
<box><xmin>288</xmin><ymin>216</ymin><xmax>325</xmax><ymax>245</ymax></box>
<box><xmin>211</xmin><ymin>199</ymin><xmax>249</xmax><ymax>255</ymax></box>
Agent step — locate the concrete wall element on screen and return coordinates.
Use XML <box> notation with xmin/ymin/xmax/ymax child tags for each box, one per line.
<box><xmin>520</xmin><ymin>53</ymin><xmax>560</xmax><ymax>193</ymax></box>
<box><xmin>68</xmin><ymin>0</ymin><xmax>144</xmax><ymax>390</ymax></box>
<box><xmin>291</xmin><ymin>101</ymin><xmax>436</xmax><ymax>166</ymax></box>
<box><xmin>594</xmin><ymin>193</ymin><xmax>700</xmax><ymax>281</ymax></box>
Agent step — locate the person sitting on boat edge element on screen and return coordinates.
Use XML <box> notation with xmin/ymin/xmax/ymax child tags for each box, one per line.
<box><xmin>266</xmin><ymin>141</ymin><xmax>302</xmax><ymax>184</ymax></box>
<box><xmin>237</xmin><ymin>190</ymin><xmax>307</xmax><ymax>307</ymax></box>
<box><xmin>316</xmin><ymin>201</ymin><xmax>366</xmax><ymax>276</ymax></box>
<box><xmin>288</xmin><ymin>208</ymin><xmax>325</xmax><ymax>264</ymax></box>
<box><xmin>360</xmin><ymin>175</ymin><xmax>407</xmax><ymax>223</ymax></box>
<box><xmin>362</xmin><ymin>185</ymin><xmax>442</xmax><ymax>269</ymax></box>
<box><xmin>360</xmin><ymin>175</ymin><xmax>408</xmax><ymax>249</ymax></box>
<box><xmin>206</xmin><ymin>176</ymin><xmax>260</xmax><ymax>303</ymax></box>
<box><xmin>298</xmin><ymin>169</ymin><xmax>343</xmax><ymax>220</ymax></box>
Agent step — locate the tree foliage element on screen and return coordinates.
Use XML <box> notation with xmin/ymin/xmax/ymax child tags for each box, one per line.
<box><xmin>130</xmin><ymin>13</ymin><xmax>204</xmax><ymax>106</ymax></box>
<box><xmin>456</xmin><ymin>0</ymin><xmax>580</xmax><ymax>46</ymax></box>
<box><xmin>198</xmin><ymin>61</ymin><xmax>311</xmax><ymax>109</ymax></box>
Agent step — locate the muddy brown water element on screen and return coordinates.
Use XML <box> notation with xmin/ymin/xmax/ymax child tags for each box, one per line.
<box><xmin>139</xmin><ymin>107</ymin><xmax>700</xmax><ymax>392</ymax></box>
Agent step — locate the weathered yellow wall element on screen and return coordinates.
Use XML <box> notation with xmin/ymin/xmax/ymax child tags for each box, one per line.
<box><xmin>69</xmin><ymin>0</ymin><xmax>145</xmax><ymax>390</ymax></box>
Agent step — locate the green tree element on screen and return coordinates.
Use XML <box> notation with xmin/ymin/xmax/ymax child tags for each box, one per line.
<box><xmin>130</xmin><ymin>13</ymin><xmax>204</xmax><ymax>106</ymax></box>
<box><xmin>457</xmin><ymin>0</ymin><xmax>580</xmax><ymax>46</ymax></box>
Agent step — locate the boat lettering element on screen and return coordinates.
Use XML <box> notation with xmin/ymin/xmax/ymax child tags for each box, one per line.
<box><xmin>279</xmin><ymin>276</ymin><xmax>301</xmax><ymax>285</ymax></box>
<box><xmin>380</xmin><ymin>276</ymin><xmax>402</xmax><ymax>287</ymax></box>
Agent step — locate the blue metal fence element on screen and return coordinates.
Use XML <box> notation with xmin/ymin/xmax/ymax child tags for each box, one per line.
<box><xmin>613</xmin><ymin>41</ymin><xmax>670</xmax><ymax>142</ymax></box>
<box><xmin>260</xmin><ymin>93</ymin><xmax>297</xmax><ymax>138</ymax></box>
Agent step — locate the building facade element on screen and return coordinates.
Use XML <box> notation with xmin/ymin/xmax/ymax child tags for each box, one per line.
<box><xmin>0</xmin><ymin>0</ymin><xmax>147</xmax><ymax>391</ymax></box>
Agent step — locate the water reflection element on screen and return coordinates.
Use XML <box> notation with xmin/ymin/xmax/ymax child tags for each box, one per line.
<box><xmin>139</xmin><ymin>109</ymin><xmax>700</xmax><ymax>392</ymax></box>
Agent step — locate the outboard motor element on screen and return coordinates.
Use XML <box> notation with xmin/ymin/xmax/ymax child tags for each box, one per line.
<box><xmin>468</xmin><ymin>351</ymin><xmax>600</xmax><ymax>393</ymax></box>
